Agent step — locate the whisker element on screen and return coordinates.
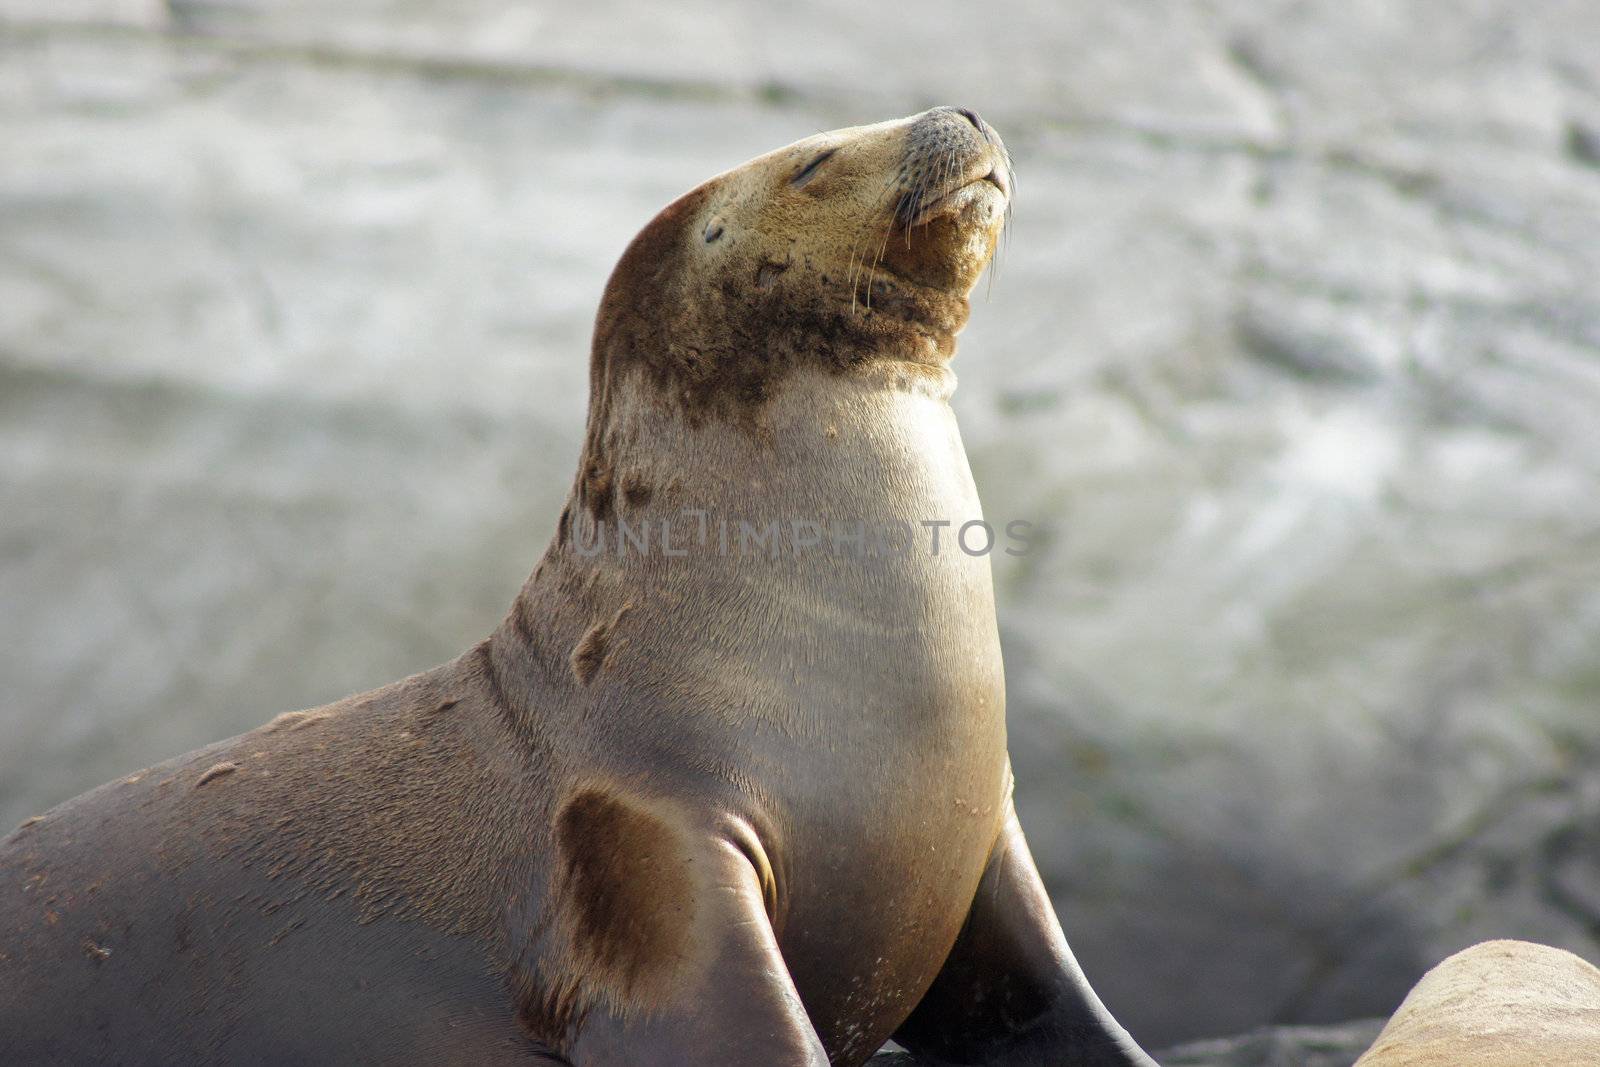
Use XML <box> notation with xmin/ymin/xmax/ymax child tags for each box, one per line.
<box><xmin>850</xmin><ymin>167</ymin><xmax>903</xmax><ymax>313</ymax></box>
<box><xmin>935</xmin><ymin>145</ymin><xmax>959</xmax><ymax>228</ymax></box>
<box><xmin>866</xmin><ymin>220</ymin><xmax>894</xmax><ymax>308</ymax></box>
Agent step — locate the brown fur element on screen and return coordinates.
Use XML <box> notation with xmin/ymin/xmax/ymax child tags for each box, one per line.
<box><xmin>619</xmin><ymin>471</ymin><xmax>652</xmax><ymax>509</ymax></box>
<box><xmin>192</xmin><ymin>762</ymin><xmax>238</xmax><ymax>788</ymax></box>
<box><xmin>556</xmin><ymin>790</ymin><xmax>695</xmax><ymax>993</ymax></box>
<box><xmin>589</xmin><ymin>187</ymin><xmax>970</xmax><ymax>433</ymax></box>
<box><xmin>261</xmin><ymin>708</ymin><xmax>335</xmax><ymax>733</ymax></box>
<box><xmin>570</xmin><ymin>606</ymin><xmax>631</xmax><ymax>686</ymax></box>
<box><xmin>580</xmin><ymin>454</ymin><xmax>616</xmax><ymax>523</ymax></box>
<box><xmin>192</xmin><ymin>664</ymin><xmax>546</xmax><ymax>941</ymax></box>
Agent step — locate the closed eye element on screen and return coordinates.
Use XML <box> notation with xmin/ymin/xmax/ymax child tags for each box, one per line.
<box><xmin>791</xmin><ymin>148</ymin><xmax>837</xmax><ymax>187</ymax></box>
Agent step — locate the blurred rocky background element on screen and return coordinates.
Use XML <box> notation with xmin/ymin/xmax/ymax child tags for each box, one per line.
<box><xmin>3</xmin><ymin>0</ymin><xmax>1600</xmax><ymax>1054</ymax></box>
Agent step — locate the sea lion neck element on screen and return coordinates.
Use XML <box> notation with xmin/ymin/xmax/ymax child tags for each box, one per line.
<box><xmin>490</xmin><ymin>366</ymin><xmax>994</xmax><ymax>715</ymax></box>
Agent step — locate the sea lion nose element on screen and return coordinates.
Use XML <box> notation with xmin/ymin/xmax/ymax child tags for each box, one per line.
<box><xmin>954</xmin><ymin>107</ymin><xmax>983</xmax><ymax>130</ymax></box>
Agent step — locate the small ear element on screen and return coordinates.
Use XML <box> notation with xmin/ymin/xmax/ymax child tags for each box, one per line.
<box><xmin>703</xmin><ymin>216</ymin><xmax>726</xmax><ymax>243</ymax></box>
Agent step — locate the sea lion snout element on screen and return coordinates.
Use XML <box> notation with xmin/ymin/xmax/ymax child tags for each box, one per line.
<box><xmin>899</xmin><ymin>105</ymin><xmax>1014</xmax><ymax>224</ymax></box>
<box><xmin>902</xmin><ymin>107</ymin><xmax>1011</xmax><ymax>207</ymax></box>
<box><xmin>872</xmin><ymin>107</ymin><xmax>1012</xmax><ymax>292</ymax></box>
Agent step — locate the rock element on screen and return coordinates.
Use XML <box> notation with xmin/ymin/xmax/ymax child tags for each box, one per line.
<box><xmin>1158</xmin><ymin>1022</ymin><xmax>1386</xmax><ymax>1067</ymax></box>
<box><xmin>1354</xmin><ymin>940</ymin><xmax>1600</xmax><ymax>1066</ymax></box>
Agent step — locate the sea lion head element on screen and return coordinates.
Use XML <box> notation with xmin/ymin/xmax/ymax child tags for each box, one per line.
<box><xmin>700</xmin><ymin>104</ymin><xmax>1014</xmax><ymax>298</ymax></box>
<box><xmin>590</xmin><ymin>107</ymin><xmax>1014</xmax><ymax>423</ymax></box>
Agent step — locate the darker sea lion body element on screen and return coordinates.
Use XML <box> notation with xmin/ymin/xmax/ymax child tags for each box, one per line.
<box><xmin>1</xmin><ymin>108</ymin><xmax>1156</xmax><ymax>1066</ymax></box>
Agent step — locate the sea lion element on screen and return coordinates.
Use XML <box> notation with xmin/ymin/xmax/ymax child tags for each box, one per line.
<box><xmin>0</xmin><ymin>107</ymin><xmax>1156</xmax><ymax>1066</ymax></box>
<box><xmin>1354</xmin><ymin>940</ymin><xmax>1600</xmax><ymax>1066</ymax></box>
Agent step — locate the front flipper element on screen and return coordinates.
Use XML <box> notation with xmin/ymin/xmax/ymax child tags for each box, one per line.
<box><xmin>894</xmin><ymin>806</ymin><xmax>1158</xmax><ymax>1067</ymax></box>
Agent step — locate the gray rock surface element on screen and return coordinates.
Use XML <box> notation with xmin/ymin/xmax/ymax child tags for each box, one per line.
<box><xmin>1158</xmin><ymin>1022</ymin><xmax>1387</xmax><ymax>1067</ymax></box>
<box><xmin>870</xmin><ymin>1021</ymin><xmax>1385</xmax><ymax>1067</ymax></box>
<box><xmin>4</xmin><ymin>0</ymin><xmax>1600</xmax><ymax>1048</ymax></box>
